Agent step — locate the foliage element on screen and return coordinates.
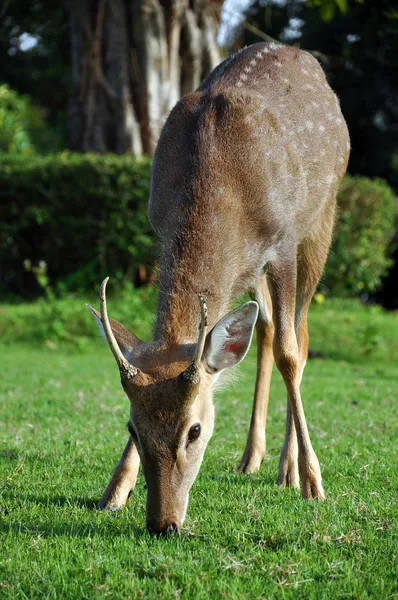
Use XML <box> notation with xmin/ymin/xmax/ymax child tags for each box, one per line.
<box><xmin>0</xmin><ymin>84</ymin><xmax>47</xmax><ymax>153</ymax></box>
<box><xmin>0</xmin><ymin>153</ymin><xmax>154</xmax><ymax>298</ymax></box>
<box><xmin>306</xmin><ymin>0</ymin><xmax>348</xmax><ymax>22</ymax></box>
<box><xmin>323</xmin><ymin>175</ymin><xmax>397</xmax><ymax>296</ymax></box>
<box><xmin>1</xmin><ymin>299</ymin><xmax>398</xmax><ymax>598</ymax></box>
<box><xmin>0</xmin><ymin>0</ymin><xmax>70</xmax><ymax>149</ymax></box>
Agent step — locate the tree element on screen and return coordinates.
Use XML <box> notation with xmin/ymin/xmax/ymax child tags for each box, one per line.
<box><xmin>67</xmin><ymin>0</ymin><xmax>221</xmax><ymax>155</ymax></box>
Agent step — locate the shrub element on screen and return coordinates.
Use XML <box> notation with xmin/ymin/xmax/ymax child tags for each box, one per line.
<box><xmin>323</xmin><ymin>175</ymin><xmax>397</xmax><ymax>296</ymax></box>
<box><xmin>0</xmin><ymin>153</ymin><xmax>154</xmax><ymax>297</ymax></box>
<box><xmin>0</xmin><ymin>85</ymin><xmax>48</xmax><ymax>154</ymax></box>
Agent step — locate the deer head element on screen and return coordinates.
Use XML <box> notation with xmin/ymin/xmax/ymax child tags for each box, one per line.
<box><xmin>88</xmin><ymin>278</ymin><xmax>258</xmax><ymax>534</ymax></box>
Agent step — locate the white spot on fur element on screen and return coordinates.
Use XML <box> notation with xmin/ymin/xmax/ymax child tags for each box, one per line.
<box><xmin>244</xmin><ymin>66</ymin><xmax>252</xmax><ymax>74</ymax></box>
<box><xmin>236</xmin><ymin>80</ymin><xmax>243</xmax><ymax>87</ymax></box>
<box><xmin>301</xmin><ymin>68</ymin><xmax>309</xmax><ymax>75</ymax></box>
<box><xmin>305</xmin><ymin>121</ymin><xmax>314</xmax><ymax>130</ymax></box>
<box><xmin>257</xmin><ymin>51</ymin><xmax>263</xmax><ymax>59</ymax></box>
<box><xmin>262</xmin><ymin>46</ymin><xmax>269</xmax><ymax>53</ymax></box>
<box><xmin>283</xmin><ymin>77</ymin><xmax>290</xmax><ymax>84</ymax></box>
<box><xmin>240</xmin><ymin>72</ymin><xmax>247</xmax><ymax>81</ymax></box>
<box><xmin>250</xmin><ymin>59</ymin><xmax>256</xmax><ymax>66</ymax></box>
<box><xmin>318</xmin><ymin>124</ymin><xmax>325</xmax><ymax>132</ymax></box>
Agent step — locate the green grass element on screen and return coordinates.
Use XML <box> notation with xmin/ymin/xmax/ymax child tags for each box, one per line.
<box><xmin>1</xmin><ymin>298</ymin><xmax>397</xmax><ymax>599</ymax></box>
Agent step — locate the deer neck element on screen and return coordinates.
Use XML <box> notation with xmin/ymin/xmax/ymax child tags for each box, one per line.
<box><xmin>154</xmin><ymin>232</ymin><xmax>233</xmax><ymax>345</ymax></box>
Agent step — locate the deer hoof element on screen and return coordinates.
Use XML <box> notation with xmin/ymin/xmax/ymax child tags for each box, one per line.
<box><xmin>97</xmin><ymin>498</ymin><xmax>125</xmax><ymax>511</ymax></box>
<box><xmin>277</xmin><ymin>459</ymin><xmax>300</xmax><ymax>489</ymax></box>
<box><xmin>299</xmin><ymin>455</ymin><xmax>325</xmax><ymax>500</ymax></box>
<box><xmin>97</xmin><ymin>489</ymin><xmax>129</xmax><ymax>511</ymax></box>
<box><xmin>301</xmin><ymin>475</ymin><xmax>325</xmax><ymax>500</ymax></box>
<box><xmin>236</xmin><ymin>448</ymin><xmax>265</xmax><ymax>474</ymax></box>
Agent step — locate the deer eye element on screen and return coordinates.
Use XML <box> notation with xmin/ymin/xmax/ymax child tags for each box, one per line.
<box><xmin>188</xmin><ymin>423</ymin><xmax>201</xmax><ymax>443</ymax></box>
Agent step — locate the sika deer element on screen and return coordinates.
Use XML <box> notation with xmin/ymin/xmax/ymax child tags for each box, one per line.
<box><xmin>88</xmin><ymin>42</ymin><xmax>349</xmax><ymax>535</ymax></box>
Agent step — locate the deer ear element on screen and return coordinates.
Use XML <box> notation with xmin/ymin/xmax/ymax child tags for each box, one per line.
<box><xmin>86</xmin><ymin>305</ymin><xmax>142</xmax><ymax>360</ymax></box>
<box><xmin>202</xmin><ymin>302</ymin><xmax>259</xmax><ymax>373</ymax></box>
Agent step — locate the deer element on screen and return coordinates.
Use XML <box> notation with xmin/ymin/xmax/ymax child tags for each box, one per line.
<box><xmin>87</xmin><ymin>42</ymin><xmax>350</xmax><ymax>535</ymax></box>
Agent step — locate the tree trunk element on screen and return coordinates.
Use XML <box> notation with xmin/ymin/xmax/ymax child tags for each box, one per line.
<box><xmin>67</xmin><ymin>0</ymin><xmax>221</xmax><ymax>155</ymax></box>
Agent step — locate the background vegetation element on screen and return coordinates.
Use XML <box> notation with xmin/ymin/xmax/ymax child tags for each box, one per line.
<box><xmin>0</xmin><ymin>153</ymin><xmax>152</xmax><ymax>298</ymax></box>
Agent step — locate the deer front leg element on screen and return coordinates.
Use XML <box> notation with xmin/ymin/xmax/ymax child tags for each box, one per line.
<box><xmin>237</xmin><ymin>278</ymin><xmax>274</xmax><ymax>474</ymax></box>
<box><xmin>98</xmin><ymin>436</ymin><xmax>140</xmax><ymax>510</ymax></box>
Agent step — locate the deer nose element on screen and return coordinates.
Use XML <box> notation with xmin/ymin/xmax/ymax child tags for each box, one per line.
<box><xmin>147</xmin><ymin>519</ymin><xmax>179</xmax><ymax>536</ymax></box>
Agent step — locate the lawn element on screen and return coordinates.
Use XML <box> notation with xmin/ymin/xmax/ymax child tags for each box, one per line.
<box><xmin>0</xmin><ymin>298</ymin><xmax>397</xmax><ymax>599</ymax></box>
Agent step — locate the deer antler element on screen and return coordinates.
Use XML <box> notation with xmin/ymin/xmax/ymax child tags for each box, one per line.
<box><xmin>100</xmin><ymin>277</ymin><xmax>139</xmax><ymax>381</ymax></box>
<box><xmin>181</xmin><ymin>295</ymin><xmax>208</xmax><ymax>384</ymax></box>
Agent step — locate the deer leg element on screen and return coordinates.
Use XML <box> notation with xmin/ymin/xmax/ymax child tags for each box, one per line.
<box><xmin>277</xmin><ymin>399</ymin><xmax>300</xmax><ymax>488</ymax></box>
<box><xmin>278</xmin><ymin>325</ymin><xmax>307</xmax><ymax>488</ymax></box>
<box><xmin>237</xmin><ymin>277</ymin><xmax>274</xmax><ymax>474</ymax></box>
<box><xmin>282</xmin><ymin>226</ymin><xmax>334</xmax><ymax>496</ymax></box>
<box><xmin>98</xmin><ymin>436</ymin><xmax>140</xmax><ymax>510</ymax></box>
<box><xmin>269</xmin><ymin>256</ymin><xmax>325</xmax><ymax>500</ymax></box>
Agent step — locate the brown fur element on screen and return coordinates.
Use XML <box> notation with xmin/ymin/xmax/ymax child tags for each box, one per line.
<box><xmin>94</xmin><ymin>42</ymin><xmax>350</xmax><ymax>533</ymax></box>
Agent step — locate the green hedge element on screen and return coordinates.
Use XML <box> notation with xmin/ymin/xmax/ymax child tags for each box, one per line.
<box><xmin>0</xmin><ymin>153</ymin><xmax>153</xmax><ymax>297</ymax></box>
<box><xmin>0</xmin><ymin>154</ymin><xmax>396</xmax><ymax>299</ymax></box>
<box><xmin>324</xmin><ymin>175</ymin><xmax>397</xmax><ymax>296</ymax></box>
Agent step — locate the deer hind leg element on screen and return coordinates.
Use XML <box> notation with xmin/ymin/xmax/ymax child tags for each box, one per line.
<box><xmin>277</xmin><ymin>399</ymin><xmax>300</xmax><ymax>488</ymax></box>
<box><xmin>237</xmin><ymin>276</ymin><xmax>274</xmax><ymax>474</ymax></box>
<box><xmin>268</xmin><ymin>252</ymin><xmax>325</xmax><ymax>500</ymax></box>
<box><xmin>277</xmin><ymin>206</ymin><xmax>335</xmax><ymax>492</ymax></box>
<box><xmin>277</xmin><ymin>308</ymin><xmax>310</xmax><ymax>489</ymax></box>
<box><xmin>98</xmin><ymin>436</ymin><xmax>140</xmax><ymax>510</ymax></box>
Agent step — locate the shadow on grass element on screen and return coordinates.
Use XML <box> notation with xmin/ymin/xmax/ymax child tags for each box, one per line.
<box><xmin>0</xmin><ymin>519</ymin><xmax>145</xmax><ymax>540</ymax></box>
<box><xmin>1</xmin><ymin>489</ymin><xmax>100</xmax><ymax>509</ymax></box>
<box><xmin>200</xmin><ymin>471</ymin><xmax>277</xmax><ymax>487</ymax></box>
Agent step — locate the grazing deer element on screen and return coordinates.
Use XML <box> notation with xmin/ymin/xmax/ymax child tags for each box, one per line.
<box><xmin>87</xmin><ymin>42</ymin><xmax>349</xmax><ymax>535</ymax></box>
